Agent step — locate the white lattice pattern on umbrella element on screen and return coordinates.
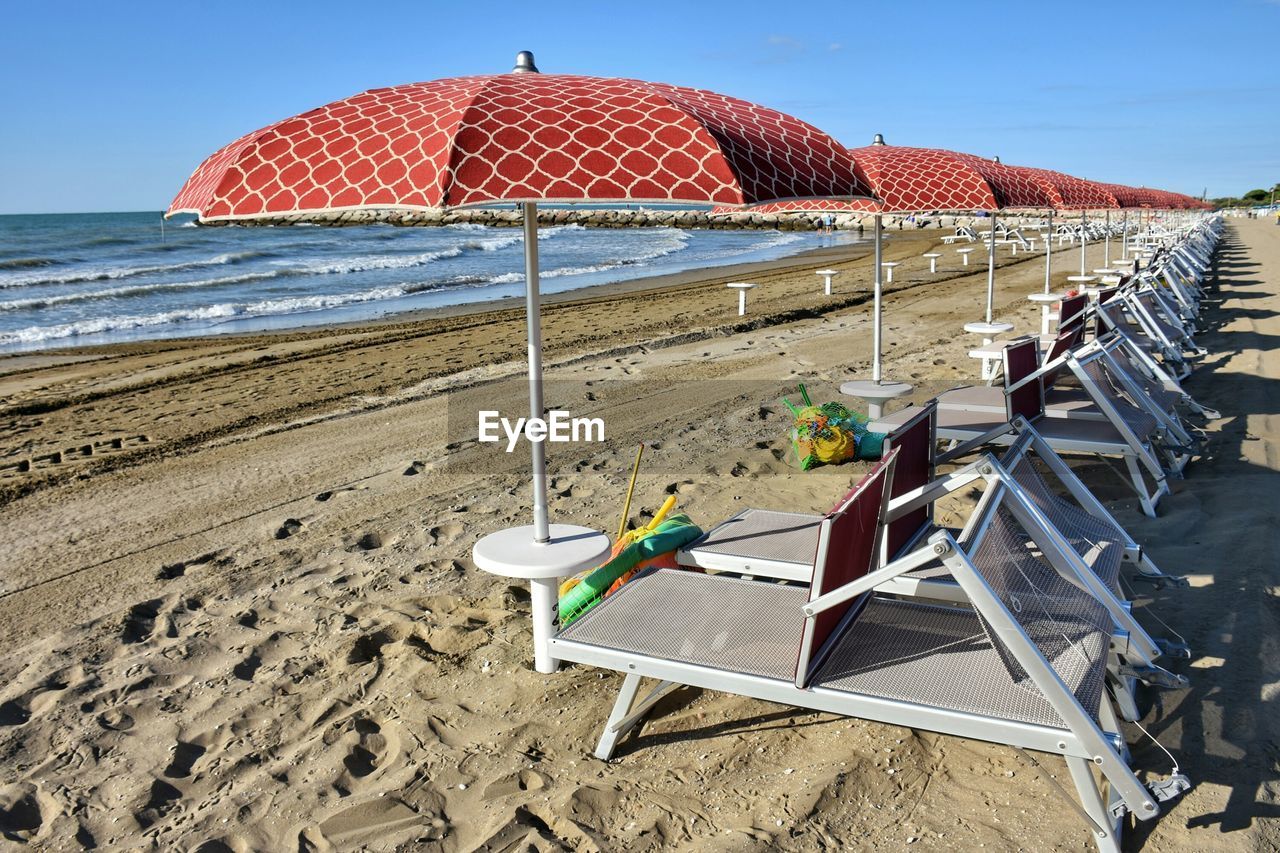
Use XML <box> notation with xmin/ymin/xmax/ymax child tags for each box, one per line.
<box><xmin>847</xmin><ymin>146</ymin><xmax>999</xmax><ymax>213</ymax></box>
<box><xmin>949</xmin><ymin>156</ymin><xmax>1055</xmax><ymax>210</ymax></box>
<box><xmin>1014</xmin><ymin>167</ymin><xmax>1119</xmax><ymax>210</ymax></box>
<box><xmin>709</xmin><ymin>198</ymin><xmax>880</xmax><ymax>215</ymax></box>
<box><xmin>168</xmin><ymin>74</ymin><xmax>872</xmax><ymax>220</ymax></box>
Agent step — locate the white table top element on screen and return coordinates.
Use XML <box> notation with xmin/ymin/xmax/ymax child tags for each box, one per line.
<box><xmin>922</xmin><ymin>252</ymin><xmax>942</xmax><ymax>258</ymax></box>
<box><xmin>956</xmin><ymin>247</ymin><xmax>976</xmax><ymax>253</ymax></box>
<box><xmin>815</xmin><ymin>268</ymin><xmax>839</xmax><ymax>276</ymax></box>
<box><xmin>726</xmin><ymin>282</ymin><xmax>757</xmax><ymax>290</ymax></box>
<box><xmin>880</xmin><ymin>261</ymin><xmax>901</xmax><ymax>267</ymax></box>
<box><xmin>963</xmin><ymin>321</ymin><xmax>1015</xmax><ymax>335</ymax></box>
<box><xmin>473</xmin><ymin>524</ymin><xmax>611</xmax><ymax>580</ymax></box>
<box><xmin>840</xmin><ymin>379</ymin><xmax>913</xmax><ymax>401</ymax></box>
<box><xmin>1027</xmin><ymin>292</ymin><xmax>1062</xmax><ymax>304</ymax></box>
<box><xmin>1066</xmin><ymin>275</ymin><xmax>1098</xmax><ymax>283</ymax></box>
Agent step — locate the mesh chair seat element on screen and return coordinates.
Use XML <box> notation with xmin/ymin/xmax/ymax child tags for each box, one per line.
<box><xmin>1077</xmin><ymin>358</ymin><xmax>1158</xmax><ymax>438</ymax></box>
<box><xmin>558</xmin><ymin>571</ymin><xmax>1108</xmax><ymax>730</ymax></box>
<box><xmin>559</xmin><ymin>569</ymin><xmax>805</xmax><ymax>680</ymax></box>
<box><xmin>680</xmin><ymin>510</ymin><xmax>821</xmax><ymax>579</ymax></box>
<box><xmin>1010</xmin><ymin>456</ymin><xmax>1125</xmax><ymax>596</ymax></box>
<box><xmin>815</xmin><ymin>598</ymin><xmax>1106</xmax><ymax>728</ymax></box>
<box><xmin>937</xmin><ymin>385</ymin><xmax>1163</xmax><ymax>436</ymax></box>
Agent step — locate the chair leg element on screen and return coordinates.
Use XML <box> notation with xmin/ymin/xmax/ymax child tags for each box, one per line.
<box><xmin>595</xmin><ymin>673</ymin><xmax>643</xmax><ymax>760</ymax></box>
<box><xmin>594</xmin><ymin>676</ymin><xmax>680</xmax><ymax>760</ymax></box>
<box><xmin>1124</xmin><ymin>453</ymin><xmax>1160</xmax><ymax>518</ymax></box>
<box><xmin>1066</xmin><ymin>756</ymin><xmax>1124</xmax><ymax>853</ymax></box>
<box><xmin>1107</xmin><ymin>670</ymin><xmax>1143</xmax><ymax>722</ymax></box>
<box><xmin>1182</xmin><ymin>395</ymin><xmax>1220</xmax><ymax>420</ymax></box>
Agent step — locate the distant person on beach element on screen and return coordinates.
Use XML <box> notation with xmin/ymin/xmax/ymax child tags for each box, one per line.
<box><xmin>823</xmin><ymin>213</ymin><xmax>835</xmax><ymax>234</ymax></box>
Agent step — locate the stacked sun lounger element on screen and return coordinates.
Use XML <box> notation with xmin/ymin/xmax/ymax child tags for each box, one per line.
<box><xmin>545</xmin><ymin>212</ymin><xmax>1222</xmax><ymax>853</ymax></box>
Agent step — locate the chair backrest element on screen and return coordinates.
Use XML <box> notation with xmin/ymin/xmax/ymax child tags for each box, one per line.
<box><xmin>1058</xmin><ymin>294</ymin><xmax>1087</xmax><ymax>330</ymax></box>
<box><xmin>1040</xmin><ymin>323</ymin><xmax>1083</xmax><ymax>390</ymax></box>
<box><xmin>794</xmin><ymin>447</ymin><xmax>899</xmax><ymax>688</ymax></box>
<box><xmin>1002</xmin><ymin>338</ymin><xmax>1044</xmax><ymax>423</ymax></box>
<box><xmin>960</xmin><ymin>482</ymin><xmax>1113</xmax><ymax>719</ymax></box>
<box><xmin>1095</xmin><ymin>286</ymin><xmax>1121</xmax><ymax>305</ymax></box>
<box><xmin>881</xmin><ymin>403</ymin><xmax>937</xmax><ymax>561</ymax></box>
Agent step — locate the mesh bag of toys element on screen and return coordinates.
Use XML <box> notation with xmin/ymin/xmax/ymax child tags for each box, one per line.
<box><xmin>783</xmin><ymin>384</ymin><xmax>885</xmax><ymax>470</ymax></box>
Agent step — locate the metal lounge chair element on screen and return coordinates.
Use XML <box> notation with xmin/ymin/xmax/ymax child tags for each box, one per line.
<box><xmin>676</xmin><ymin>404</ymin><xmax>939</xmax><ymax>583</ymax></box>
<box><xmin>935</xmin><ymin>332</ymin><xmax>1199</xmax><ymax>476</ymax></box>
<box><xmin>872</xmin><ymin>338</ymin><xmax>1172</xmax><ymax>516</ymax></box>
<box><xmin>677</xmin><ymin>403</ymin><xmax>1189</xmax><ymax>707</ymax></box>
<box><xmin>941</xmin><ymin>225</ymin><xmax>979</xmax><ymax>244</ymax></box>
<box><xmin>1127</xmin><ymin>287</ymin><xmax>1207</xmax><ymax>358</ymax></box>
<box><xmin>1097</xmin><ymin>300</ymin><xmax>1191</xmax><ymax>381</ymax></box>
<box><xmin>550</xmin><ymin>450</ymin><xmax>1190</xmax><ymax>852</ymax></box>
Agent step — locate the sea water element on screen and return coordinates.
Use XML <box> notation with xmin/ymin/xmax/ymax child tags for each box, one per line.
<box><xmin>0</xmin><ymin>212</ymin><xmax>858</xmax><ymax>352</ymax></box>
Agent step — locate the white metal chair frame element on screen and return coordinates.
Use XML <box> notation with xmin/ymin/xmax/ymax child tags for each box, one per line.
<box><xmin>551</xmin><ymin>466</ymin><xmax>1190</xmax><ymax>852</ymax></box>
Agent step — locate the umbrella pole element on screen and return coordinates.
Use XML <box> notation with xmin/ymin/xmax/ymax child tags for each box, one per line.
<box><xmin>1122</xmin><ymin>210</ymin><xmax>1128</xmax><ymax>259</ymax></box>
<box><xmin>985</xmin><ymin>213</ymin><xmax>997</xmax><ymax>324</ymax></box>
<box><xmin>872</xmin><ymin>213</ymin><xmax>883</xmax><ymax>383</ymax></box>
<box><xmin>1079</xmin><ymin>209</ymin><xmax>1088</xmax><ymax>275</ymax></box>
<box><xmin>523</xmin><ymin>201</ymin><xmax>551</xmax><ymax>544</ymax></box>
<box><xmin>1044</xmin><ymin>211</ymin><xmax>1054</xmax><ymax>294</ymax></box>
<box><xmin>1104</xmin><ymin>210</ymin><xmax>1111</xmax><ymax>267</ymax></box>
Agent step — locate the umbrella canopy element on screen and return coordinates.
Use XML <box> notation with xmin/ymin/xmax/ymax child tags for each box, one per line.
<box><xmin>846</xmin><ymin>145</ymin><xmax>999</xmax><ymax>212</ymax></box>
<box><xmin>1100</xmin><ymin>183</ymin><xmax>1154</xmax><ymax>209</ymax></box>
<box><xmin>167</xmin><ymin>53</ymin><xmax>874</xmax><ymax>674</ymax></box>
<box><xmin>708</xmin><ymin>198</ymin><xmax>878</xmax><ymax>216</ymax></box>
<box><xmin>1009</xmin><ymin>167</ymin><xmax>1118</xmax><ymax>274</ymax></box>
<box><xmin>841</xmin><ymin>144</ymin><xmax>1004</xmax><ymax>387</ymax></box>
<box><xmin>1014</xmin><ymin>167</ymin><xmax>1120</xmax><ymax>210</ymax></box>
<box><xmin>950</xmin><ymin>156</ymin><xmax>1056</xmax><ymax>210</ymax></box>
<box><xmin>169</xmin><ymin>72</ymin><xmax>872</xmax><ymax>219</ymax></box>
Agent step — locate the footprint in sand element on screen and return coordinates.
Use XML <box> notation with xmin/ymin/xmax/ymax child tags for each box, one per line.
<box><xmin>315</xmin><ymin>485</ymin><xmax>365</xmax><ymax>502</ymax></box>
<box><xmin>155</xmin><ymin>550</ymin><xmax>225</xmax><ymax>581</ymax></box>
<box><xmin>275</xmin><ymin>518</ymin><xmax>304</xmax><ymax>540</ymax></box>
<box><xmin>426</xmin><ymin>523</ymin><xmax>464</xmax><ymax>548</ymax></box>
<box><xmin>337</xmin><ymin>716</ymin><xmax>400</xmax><ymax>791</ymax></box>
<box><xmin>347</xmin><ymin>531</ymin><xmax>384</xmax><ymax>552</ymax></box>
<box><xmin>133</xmin><ymin>779</ymin><xmax>182</xmax><ymax>830</ymax></box>
<box><xmin>232</xmin><ymin>651</ymin><xmax>262</xmax><ymax>682</ymax></box>
<box><xmin>0</xmin><ymin>699</ymin><xmax>31</xmax><ymax>727</ymax></box>
<box><xmin>97</xmin><ymin>708</ymin><xmax>135</xmax><ymax>732</ymax></box>
<box><xmin>0</xmin><ymin>784</ymin><xmax>59</xmax><ymax>844</ymax></box>
<box><xmin>163</xmin><ymin>740</ymin><xmax>207</xmax><ymax>779</ymax></box>
<box><xmin>121</xmin><ymin>600</ymin><xmax>162</xmax><ymax>644</ymax></box>
<box><xmin>482</xmin><ymin>769</ymin><xmax>546</xmax><ymax>801</ymax></box>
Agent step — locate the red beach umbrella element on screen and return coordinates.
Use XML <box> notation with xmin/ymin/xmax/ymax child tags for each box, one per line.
<box><xmin>842</xmin><ymin>141</ymin><xmax>1005</xmax><ymax>405</ymax></box>
<box><xmin>709</xmin><ymin>198</ymin><xmax>878</xmax><ymax>215</ymax></box>
<box><xmin>718</xmin><ymin>141</ymin><xmax>1009</xmax><ymax>408</ymax></box>
<box><xmin>169</xmin><ymin>64</ymin><xmax>870</xmax><ymax>218</ymax></box>
<box><xmin>167</xmin><ymin>51</ymin><xmax>874</xmax><ymax>673</ymax></box>
<box><xmin>1098</xmin><ymin>183</ymin><xmax>1168</xmax><ymax>261</ymax></box>
<box><xmin>1012</xmin><ymin>167</ymin><xmax>1120</xmax><ymax>274</ymax></box>
<box><xmin>929</xmin><ymin>156</ymin><xmax>1064</xmax><ymax>329</ymax></box>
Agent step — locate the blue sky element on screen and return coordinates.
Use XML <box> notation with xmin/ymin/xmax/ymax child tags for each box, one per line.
<box><xmin>1</xmin><ymin>0</ymin><xmax>1276</xmax><ymax>214</ymax></box>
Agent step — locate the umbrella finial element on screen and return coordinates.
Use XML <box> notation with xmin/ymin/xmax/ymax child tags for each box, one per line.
<box><xmin>872</xmin><ymin>133</ymin><xmax>886</xmax><ymax>146</ymax></box>
<box><xmin>992</xmin><ymin>155</ymin><xmax>1001</xmax><ymax>163</ymax></box>
<box><xmin>512</xmin><ymin>51</ymin><xmax>540</xmax><ymax>73</ymax></box>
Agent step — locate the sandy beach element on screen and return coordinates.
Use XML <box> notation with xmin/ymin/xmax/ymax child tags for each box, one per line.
<box><xmin>1</xmin><ymin>220</ymin><xmax>1276</xmax><ymax>851</ymax></box>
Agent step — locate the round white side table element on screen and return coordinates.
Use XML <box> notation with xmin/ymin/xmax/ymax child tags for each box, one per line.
<box><xmin>473</xmin><ymin>524</ymin><xmax>611</xmax><ymax>674</ymax></box>
<box><xmin>727</xmin><ymin>282</ymin><xmax>756</xmax><ymax>316</ymax></box>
